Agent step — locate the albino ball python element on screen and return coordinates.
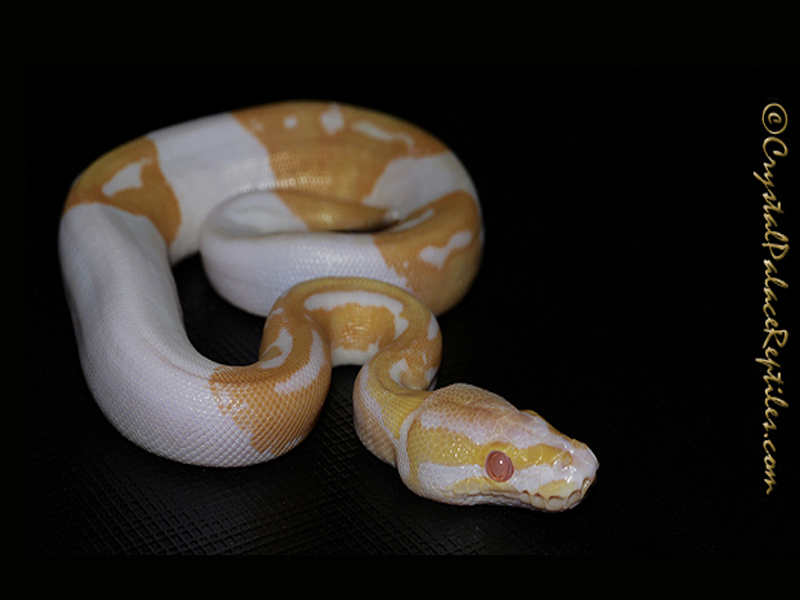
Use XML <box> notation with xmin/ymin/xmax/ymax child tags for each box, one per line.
<box><xmin>59</xmin><ymin>101</ymin><xmax>598</xmax><ymax>511</ymax></box>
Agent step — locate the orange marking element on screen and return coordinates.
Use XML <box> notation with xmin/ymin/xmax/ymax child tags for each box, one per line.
<box><xmin>232</xmin><ymin>102</ymin><xmax>447</xmax><ymax>206</ymax></box>
<box><xmin>305</xmin><ymin>302</ymin><xmax>398</xmax><ymax>357</ymax></box>
<box><xmin>63</xmin><ymin>137</ymin><xmax>181</xmax><ymax>245</ymax></box>
<box><xmin>374</xmin><ymin>190</ymin><xmax>482</xmax><ymax>314</ymax></box>
<box><xmin>209</xmin><ymin>307</ymin><xmax>331</xmax><ymax>456</ymax></box>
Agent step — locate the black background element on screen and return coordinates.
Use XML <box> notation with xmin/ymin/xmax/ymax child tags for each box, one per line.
<box><xmin>28</xmin><ymin>68</ymin><xmax>796</xmax><ymax>553</ymax></box>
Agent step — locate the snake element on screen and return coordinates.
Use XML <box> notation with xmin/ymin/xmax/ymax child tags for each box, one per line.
<box><xmin>59</xmin><ymin>101</ymin><xmax>598</xmax><ymax>511</ymax></box>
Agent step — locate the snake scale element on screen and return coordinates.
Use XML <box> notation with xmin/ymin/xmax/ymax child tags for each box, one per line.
<box><xmin>59</xmin><ymin>101</ymin><xmax>598</xmax><ymax>511</ymax></box>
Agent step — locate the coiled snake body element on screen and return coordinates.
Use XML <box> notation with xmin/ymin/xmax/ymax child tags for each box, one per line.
<box><xmin>59</xmin><ymin>101</ymin><xmax>597</xmax><ymax>511</ymax></box>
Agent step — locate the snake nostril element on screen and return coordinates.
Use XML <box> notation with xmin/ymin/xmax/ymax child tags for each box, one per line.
<box><xmin>485</xmin><ymin>450</ymin><xmax>514</xmax><ymax>482</ymax></box>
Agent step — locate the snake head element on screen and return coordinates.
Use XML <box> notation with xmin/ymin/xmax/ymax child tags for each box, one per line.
<box><xmin>399</xmin><ymin>384</ymin><xmax>598</xmax><ymax>511</ymax></box>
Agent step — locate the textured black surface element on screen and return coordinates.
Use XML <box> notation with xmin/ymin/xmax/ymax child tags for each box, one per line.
<box><xmin>28</xmin><ymin>68</ymin><xmax>796</xmax><ymax>553</ymax></box>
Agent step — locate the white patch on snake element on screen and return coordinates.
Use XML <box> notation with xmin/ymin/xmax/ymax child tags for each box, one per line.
<box><xmin>427</xmin><ymin>314</ymin><xmax>440</xmax><ymax>340</ymax></box>
<box><xmin>389</xmin><ymin>358</ymin><xmax>409</xmax><ymax>385</ymax></box>
<box><xmin>390</xmin><ymin>208</ymin><xmax>435</xmax><ymax>233</ymax></box>
<box><xmin>418</xmin><ymin>462</ymin><xmax>484</xmax><ymax>492</ymax></box>
<box><xmin>320</xmin><ymin>104</ymin><xmax>344</xmax><ymax>135</ymax></box>
<box><xmin>304</xmin><ymin>290</ymin><xmax>409</xmax><ymax>338</ymax></box>
<box><xmin>203</xmin><ymin>191</ymin><xmax>308</xmax><ymax>239</ymax></box>
<box><xmin>419</xmin><ymin>230</ymin><xmax>473</xmax><ymax>269</ymax></box>
<box><xmin>273</xmin><ymin>329</ymin><xmax>325</xmax><ymax>394</ymax></box>
<box><xmin>417</xmin><ymin>462</ymin><xmax>575</xmax><ymax>502</ymax></box>
<box><xmin>148</xmin><ymin>113</ymin><xmax>275</xmax><ymax>262</ymax></box>
<box><xmin>259</xmin><ymin>327</ymin><xmax>293</xmax><ymax>369</ymax></box>
<box><xmin>331</xmin><ymin>343</ymin><xmax>380</xmax><ymax>367</ymax></box>
<box><xmin>202</xmin><ymin>233</ymin><xmax>409</xmax><ymax>317</ymax></box>
<box><xmin>283</xmin><ymin>115</ymin><xmax>298</xmax><ymax>129</ymax></box>
<box><xmin>415</xmin><ymin>404</ymin><xmax>566</xmax><ymax>451</ymax></box>
<box><xmin>102</xmin><ymin>159</ymin><xmax>150</xmax><ymax>196</ymax></box>
<box><xmin>361</xmin><ymin>152</ymin><xmax>479</xmax><ymax>215</ymax></box>
<box><xmin>513</xmin><ymin>464</ymin><xmax>565</xmax><ymax>493</ymax></box>
<box><xmin>351</xmin><ymin>120</ymin><xmax>414</xmax><ymax>150</ymax></box>
<box><xmin>355</xmin><ymin>365</ymin><xmax>381</xmax><ymax>416</ymax></box>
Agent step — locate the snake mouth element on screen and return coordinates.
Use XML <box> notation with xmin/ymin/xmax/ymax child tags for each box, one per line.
<box><xmin>452</xmin><ymin>474</ymin><xmax>595</xmax><ymax>511</ymax></box>
<box><xmin>529</xmin><ymin>476</ymin><xmax>594</xmax><ymax>512</ymax></box>
<box><xmin>520</xmin><ymin>477</ymin><xmax>594</xmax><ymax>512</ymax></box>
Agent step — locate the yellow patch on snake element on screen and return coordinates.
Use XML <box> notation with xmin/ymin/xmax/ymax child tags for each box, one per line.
<box><xmin>63</xmin><ymin>137</ymin><xmax>181</xmax><ymax>244</ymax></box>
<box><xmin>357</xmin><ymin>349</ymin><xmax>437</xmax><ymax>442</ymax></box>
<box><xmin>373</xmin><ymin>191</ymin><xmax>482</xmax><ymax>314</ymax></box>
<box><xmin>407</xmin><ymin>421</ymin><xmax>569</xmax><ymax>469</ymax></box>
<box><xmin>351</xmin><ymin>304</ymin><xmax>441</xmax><ymax>460</ymax></box>
<box><xmin>232</xmin><ymin>102</ymin><xmax>447</xmax><ymax>207</ymax></box>
<box><xmin>303</xmin><ymin>291</ymin><xmax>407</xmax><ymax>365</ymax></box>
<box><xmin>209</xmin><ymin>311</ymin><xmax>330</xmax><ymax>456</ymax></box>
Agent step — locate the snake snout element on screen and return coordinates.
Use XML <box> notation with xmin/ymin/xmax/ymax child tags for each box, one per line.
<box><xmin>536</xmin><ymin>444</ymin><xmax>598</xmax><ymax>512</ymax></box>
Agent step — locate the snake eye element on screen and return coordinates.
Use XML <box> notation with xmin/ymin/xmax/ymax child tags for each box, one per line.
<box><xmin>485</xmin><ymin>450</ymin><xmax>514</xmax><ymax>482</ymax></box>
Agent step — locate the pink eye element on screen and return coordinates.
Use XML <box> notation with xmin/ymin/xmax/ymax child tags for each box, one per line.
<box><xmin>485</xmin><ymin>451</ymin><xmax>514</xmax><ymax>482</ymax></box>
